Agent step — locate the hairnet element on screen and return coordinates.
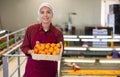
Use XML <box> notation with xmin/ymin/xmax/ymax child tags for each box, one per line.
<box><xmin>38</xmin><ymin>2</ymin><xmax>54</xmax><ymax>17</ymax></box>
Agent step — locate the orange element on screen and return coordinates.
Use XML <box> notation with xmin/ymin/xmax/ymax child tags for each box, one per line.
<box><xmin>45</xmin><ymin>43</ymin><xmax>50</xmax><ymax>49</ymax></box>
<box><xmin>49</xmin><ymin>47</ymin><xmax>54</xmax><ymax>53</ymax></box>
<box><xmin>34</xmin><ymin>41</ymin><xmax>40</xmax><ymax>48</ymax></box>
<box><xmin>51</xmin><ymin>43</ymin><xmax>56</xmax><ymax>47</ymax></box>
<box><xmin>56</xmin><ymin>48</ymin><xmax>61</xmax><ymax>53</ymax></box>
<box><xmin>38</xmin><ymin>50</ymin><xmax>41</xmax><ymax>54</ymax></box>
<box><xmin>34</xmin><ymin>48</ymin><xmax>39</xmax><ymax>54</ymax></box>
<box><xmin>33</xmin><ymin>42</ymin><xmax>62</xmax><ymax>55</ymax></box>
<box><xmin>56</xmin><ymin>42</ymin><xmax>61</xmax><ymax>48</ymax></box>
<box><xmin>47</xmin><ymin>52</ymin><xmax>51</xmax><ymax>55</ymax></box>
<box><xmin>44</xmin><ymin>49</ymin><xmax>49</xmax><ymax>54</ymax></box>
<box><xmin>40</xmin><ymin>44</ymin><xmax>45</xmax><ymax>50</ymax></box>
<box><xmin>40</xmin><ymin>51</ymin><xmax>46</xmax><ymax>54</ymax></box>
<box><xmin>52</xmin><ymin>51</ymin><xmax>57</xmax><ymax>55</ymax></box>
<box><xmin>34</xmin><ymin>43</ymin><xmax>40</xmax><ymax>48</ymax></box>
<box><xmin>54</xmin><ymin>46</ymin><xmax>58</xmax><ymax>50</ymax></box>
<box><xmin>38</xmin><ymin>46</ymin><xmax>42</xmax><ymax>51</ymax></box>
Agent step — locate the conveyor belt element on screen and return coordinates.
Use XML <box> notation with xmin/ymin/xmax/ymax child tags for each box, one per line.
<box><xmin>60</xmin><ymin>58</ymin><xmax>120</xmax><ymax>76</ymax></box>
<box><xmin>61</xmin><ymin>75</ymin><xmax>118</xmax><ymax>77</ymax></box>
<box><xmin>62</xmin><ymin>70</ymin><xmax>120</xmax><ymax>75</ymax></box>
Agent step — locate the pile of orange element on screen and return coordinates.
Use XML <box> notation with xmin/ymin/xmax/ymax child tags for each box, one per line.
<box><xmin>34</xmin><ymin>41</ymin><xmax>62</xmax><ymax>55</ymax></box>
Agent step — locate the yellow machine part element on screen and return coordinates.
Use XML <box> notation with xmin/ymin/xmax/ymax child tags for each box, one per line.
<box><xmin>62</xmin><ymin>70</ymin><xmax>120</xmax><ymax>75</ymax></box>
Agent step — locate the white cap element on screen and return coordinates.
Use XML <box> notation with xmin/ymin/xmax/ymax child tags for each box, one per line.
<box><xmin>38</xmin><ymin>2</ymin><xmax>54</xmax><ymax>17</ymax></box>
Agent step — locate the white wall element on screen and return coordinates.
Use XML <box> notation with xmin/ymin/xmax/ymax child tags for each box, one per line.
<box><xmin>0</xmin><ymin>0</ymin><xmax>101</xmax><ymax>34</ymax></box>
<box><xmin>0</xmin><ymin>1</ymin><xmax>2</xmax><ymax>29</ymax></box>
<box><xmin>105</xmin><ymin>0</ymin><xmax>120</xmax><ymax>26</ymax></box>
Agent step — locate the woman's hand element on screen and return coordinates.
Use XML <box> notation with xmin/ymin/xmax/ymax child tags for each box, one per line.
<box><xmin>28</xmin><ymin>50</ymin><xmax>34</xmax><ymax>54</ymax></box>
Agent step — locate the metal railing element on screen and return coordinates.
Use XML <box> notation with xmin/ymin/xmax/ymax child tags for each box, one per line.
<box><xmin>0</xmin><ymin>27</ymin><xmax>26</xmax><ymax>77</ymax></box>
<box><xmin>2</xmin><ymin>43</ymin><xmax>26</xmax><ymax>77</ymax></box>
<box><xmin>0</xmin><ymin>28</ymin><xmax>26</xmax><ymax>50</ymax></box>
<box><xmin>0</xmin><ymin>28</ymin><xmax>26</xmax><ymax>69</ymax></box>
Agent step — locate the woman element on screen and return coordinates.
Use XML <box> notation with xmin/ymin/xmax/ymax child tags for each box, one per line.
<box><xmin>21</xmin><ymin>2</ymin><xmax>63</xmax><ymax>77</ymax></box>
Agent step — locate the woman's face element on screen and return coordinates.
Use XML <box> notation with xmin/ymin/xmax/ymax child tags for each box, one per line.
<box><xmin>40</xmin><ymin>6</ymin><xmax>53</xmax><ymax>24</ymax></box>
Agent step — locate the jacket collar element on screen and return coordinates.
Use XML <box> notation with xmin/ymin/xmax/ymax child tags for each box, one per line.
<box><xmin>39</xmin><ymin>23</ymin><xmax>53</xmax><ymax>32</ymax></box>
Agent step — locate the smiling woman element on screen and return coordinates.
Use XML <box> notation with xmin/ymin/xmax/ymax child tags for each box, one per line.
<box><xmin>21</xmin><ymin>2</ymin><xmax>64</xmax><ymax>77</ymax></box>
<box><xmin>38</xmin><ymin>3</ymin><xmax>53</xmax><ymax>26</ymax></box>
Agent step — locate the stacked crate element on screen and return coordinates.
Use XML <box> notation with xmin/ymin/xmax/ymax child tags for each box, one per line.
<box><xmin>92</xmin><ymin>29</ymin><xmax>108</xmax><ymax>47</ymax></box>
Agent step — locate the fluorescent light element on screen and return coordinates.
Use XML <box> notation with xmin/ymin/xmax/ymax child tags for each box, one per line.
<box><xmin>89</xmin><ymin>47</ymin><xmax>113</xmax><ymax>51</ymax></box>
<box><xmin>100</xmin><ymin>59</ymin><xmax>120</xmax><ymax>63</ymax></box>
<box><xmin>0</xmin><ymin>30</ymin><xmax>6</xmax><ymax>34</ymax></box>
<box><xmin>81</xmin><ymin>39</ymin><xmax>100</xmax><ymax>42</ymax></box>
<box><xmin>113</xmin><ymin>36</ymin><xmax>120</xmax><ymax>38</ymax></box>
<box><xmin>64</xmin><ymin>38</ymin><xmax>79</xmax><ymax>41</ymax></box>
<box><xmin>79</xmin><ymin>35</ymin><xmax>94</xmax><ymax>38</ymax></box>
<box><xmin>64</xmin><ymin>35</ymin><xmax>77</xmax><ymax>38</ymax></box>
<box><xmin>114</xmin><ymin>48</ymin><xmax>120</xmax><ymax>51</ymax></box>
<box><xmin>64</xmin><ymin>47</ymin><xmax>86</xmax><ymax>50</ymax></box>
<box><xmin>63</xmin><ymin>59</ymin><xmax>95</xmax><ymax>63</ymax></box>
<box><xmin>102</xmin><ymin>39</ymin><xmax>120</xmax><ymax>42</ymax></box>
<box><xmin>96</xmin><ymin>36</ymin><xmax>112</xmax><ymax>38</ymax></box>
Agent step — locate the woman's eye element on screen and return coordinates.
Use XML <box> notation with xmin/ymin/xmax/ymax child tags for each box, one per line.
<box><xmin>40</xmin><ymin>11</ymin><xmax>51</xmax><ymax>14</ymax></box>
<box><xmin>40</xmin><ymin>11</ymin><xmax>44</xmax><ymax>14</ymax></box>
<box><xmin>47</xmin><ymin>11</ymin><xmax>51</xmax><ymax>14</ymax></box>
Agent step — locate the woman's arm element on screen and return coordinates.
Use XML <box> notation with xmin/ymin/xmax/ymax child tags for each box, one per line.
<box><xmin>21</xmin><ymin>27</ymin><xmax>32</xmax><ymax>56</ymax></box>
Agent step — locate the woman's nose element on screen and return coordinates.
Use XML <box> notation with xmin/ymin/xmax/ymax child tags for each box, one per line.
<box><xmin>43</xmin><ymin>13</ymin><xmax>48</xmax><ymax>16</ymax></box>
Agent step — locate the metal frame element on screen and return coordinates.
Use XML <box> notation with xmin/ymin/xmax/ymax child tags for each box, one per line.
<box><xmin>0</xmin><ymin>28</ymin><xmax>25</xmax><ymax>49</ymax></box>
<box><xmin>2</xmin><ymin>43</ymin><xmax>26</xmax><ymax>77</ymax></box>
<box><xmin>1</xmin><ymin>28</ymin><xmax>26</xmax><ymax>77</ymax></box>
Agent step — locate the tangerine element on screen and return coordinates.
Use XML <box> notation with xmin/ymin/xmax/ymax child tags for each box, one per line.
<box><xmin>40</xmin><ymin>51</ymin><xmax>46</xmax><ymax>54</ymax></box>
<box><xmin>51</xmin><ymin>43</ymin><xmax>56</xmax><ymax>47</ymax></box>
<box><xmin>45</xmin><ymin>43</ymin><xmax>50</xmax><ymax>49</ymax></box>
<box><xmin>56</xmin><ymin>42</ymin><xmax>61</xmax><ymax>48</ymax></box>
<box><xmin>49</xmin><ymin>47</ymin><xmax>54</xmax><ymax>53</ymax></box>
<box><xmin>34</xmin><ymin>48</ymin><xmax>39</xmax><ymax>54</ymax></box>
<box><xmin>40</xmin><ymin>44</ymin><xmax>45</xmax><ymax>50</ymax></box>
<box><xmin>52</xmin><ymin>51</ymin><xmax>57</xmax><ymax>55</ymax></box>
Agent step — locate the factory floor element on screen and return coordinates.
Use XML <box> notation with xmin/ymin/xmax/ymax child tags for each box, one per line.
<box><xmin>0</xmin><ymin>54</ymin><xmax>120</xmax><ymax>77</ymax></box>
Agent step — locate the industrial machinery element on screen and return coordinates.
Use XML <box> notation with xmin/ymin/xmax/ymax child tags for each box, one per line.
<box><xmin>60</xmin><ymin>57</ymin><xmax>120</xmax><ymax>77</ymax></box>
<box><xmin>60</xmin><ymin>35</ymin><xmax>120</xmax><ymax>77</ymax></box>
